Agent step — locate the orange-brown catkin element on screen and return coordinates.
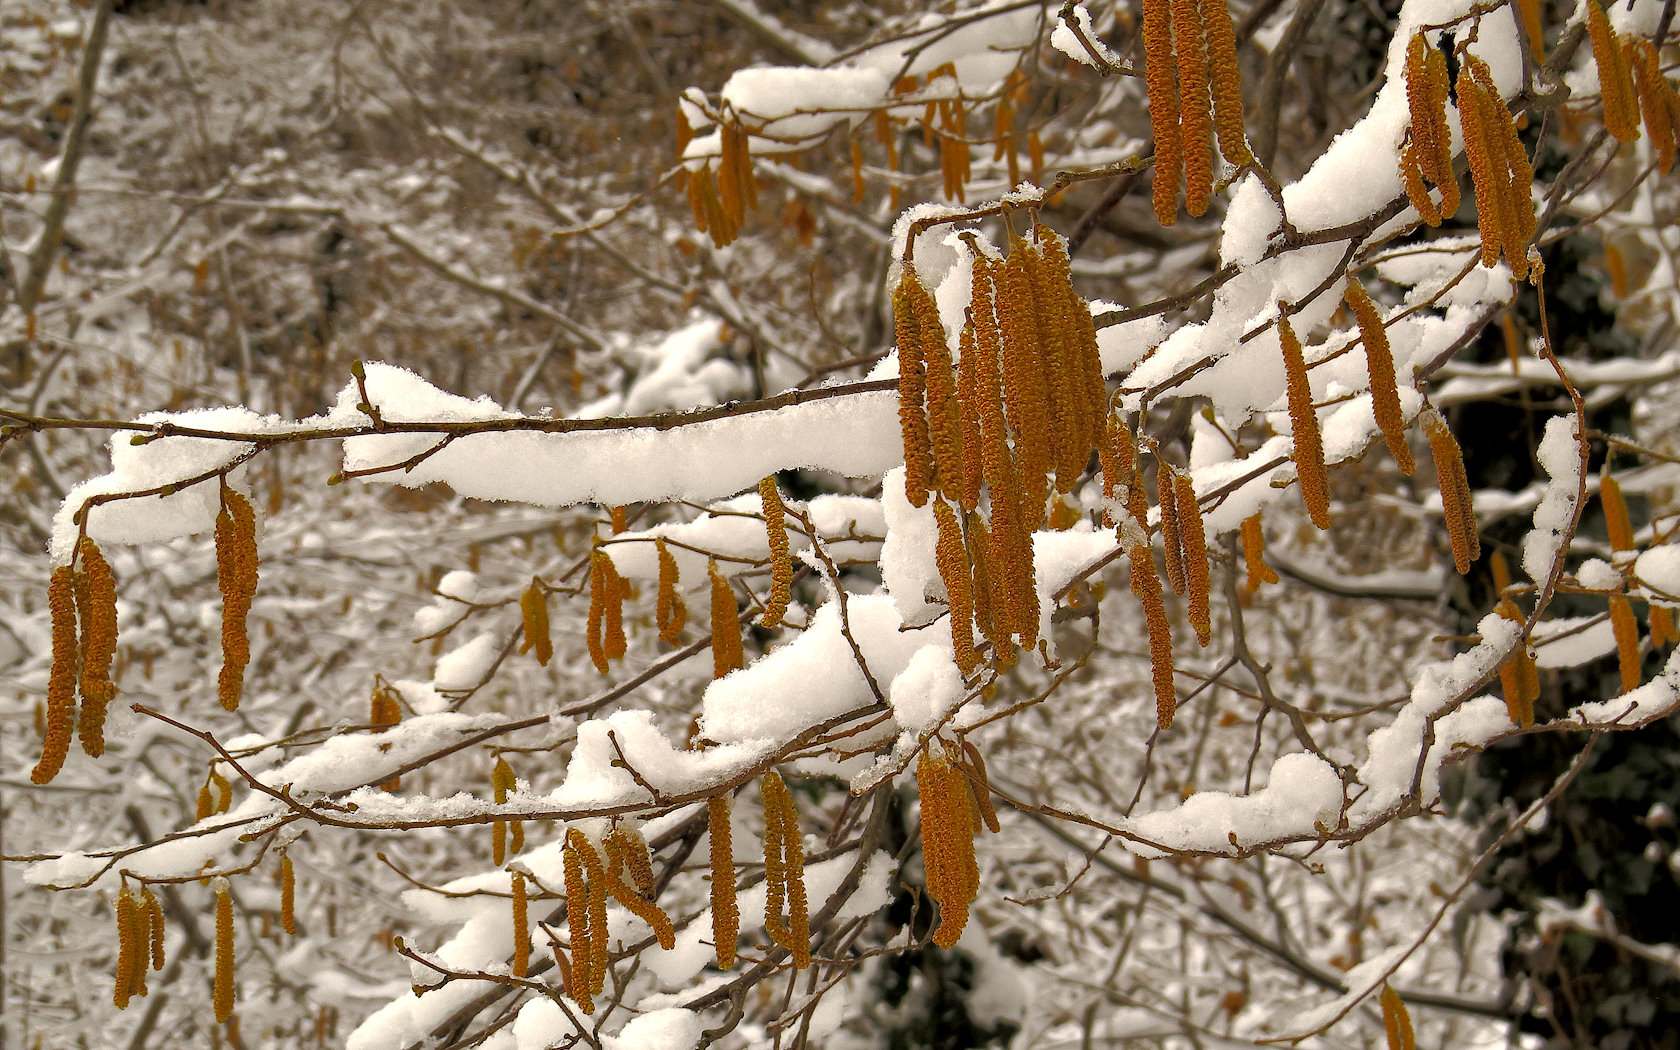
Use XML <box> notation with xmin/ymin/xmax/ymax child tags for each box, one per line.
<box><xmin>1203</xmin><ymin>0</ymin><xmax>1251</xmax><ymax>166</ymax></box>
<box><xmin>1241</xmin><ymin>513</ymin><xmax>1279</xmax><ymax>592</ymax></box>
<box><xmin>371</xmin><ymin>682</ymin><xmax>402</xmax><ymax>792</ymax></box>
<box><xmin>959</xmin><ymin>738</ymin><xmax>1002</xmax><ymax>834</ymax></box>
<box><xmin>1496</xmin><ymin>597</ymin><xmax>1537</xmax><ymax>727</ymax></box>
<box><xmin>1651</xmin><ymin>605</ymin><xmax>1677</xmax><ymax>649</ymax></box>
<box><xmin>212</xmin><ymin>879</ymin><xmax>236</xmax><ymax>1025</ymax></box>
<box><xmin>759</xmin><ymin>477</ymin><xmax>792</xmax><ymax>627</ymax></box>
<box><xmin>998</xmin><ymin>239</ymin><xmax>1053</xmax><ymax>524</ymax></box>
<box><xmin>1423</xmin><ymin>408</ymin><xmax>1480</xmax><ymax>574</ymax></box>
<box><xmin>127</xmin><ymin>884</ymin><xmax>151</xmax><ymax>1001</ymax></box>
<box><xmin>603</xmin><ymin>555</ymin><xmax>627</xmax><ymax>664</ymax></box>
<box><xmin>761</xmin><ymin>771</ymin><xmax>811</xmax><ymax>968</ymax></box>
<box><xmin>561</xmin><ymin>831</ymin><xmax>594</xmax><ymax>1014</ymax></box>
<box><xmin>921</xmin><ymin>295</ymin><xmax>967</xmax><ymax>506</ymax></box>
<box><xmin>510</xmin><ymin>871</ymin><xmax>531</xmax><ymax>977</ymax></box>
<box><xmin>709</xmin><ymin>559</ymin><xmax>743</xmax><ymax>678</ymax></box>
<box><xmin>1157</xmin><ymin>458</ymin><xmax>1187</xmax><ymax>594</ymax></box>
<box><xmin>1456</xmin><ymin>64</ymin><xmax>1505</xmax><ymax>269</ymax></box>
<box><xmin>114</xmin><ymin>886</ymin><xmax>139</xmax><ymax>1009</ymax></box>
<box><xmin>1033</xmin><ymin>226</ymin><xmax>1099</xmax><ymax>488</ymax></box>
<box><xmin>933</xmin><ymin>500</ymin><xmax>980</xmax><ymax>675</ymax></box>
<box><xmin>586</xmin><ymin>547</ymin><xmax>610</xmax><ymax>674</ymax></box>
<box><xmin>1586</xmin><ymin>0</ymin><xmax>1639</xmax><ymax>142</ymax></box>
<box><xmin>1627</xmin><ymin>38</ymin><xmax>1677</xmax><ymax>173</ymax></box>
<box><xmin>955</xmin><ymin>319</ymin><xmax>984</xmax><ymax>511</ymax></box>
<box><xmin>1345</xmin><ymin>278</ymin><xmax>1415</xmax><ymax>475</ymax></box>
<box><xmin>142</xmin><ymin>887</ymin><xmax>166</xmax><ymax>972</ymax></box>
<box><xmin>916</xmin><ymin>742</ymin><xmax>979</xmax><ymax>948</ymax></box>
<box><xmin>1399</xmin><ymin>143</ymin><xmax>1442</xmax><ymax>227</ymax></box>
<box><xmin>215</xmin><ymin>491</ymin><xmax>258</xmax><ymax>712</ymax></box>
<box><xmin>1405</xmin><ymin>35</ymin><xmax>1458</xmax><ymax>218</ymax></box>
<box><xmin>1601</xmin><ymin>471</ymin><xmax>1635</xmax><ymax>552</ymax></box>
<box><xmin>518</xmin><ymin>577</ymin><xmax>552</xmax><ymax>667</ymax></box>
<box><xmin>1380</xmin><ymin>984</ymin><xmax>1416</xmax><ymax>1050</ymax></box>
<box><xmin>75</xmin><ymin>538</ymin><xmax>117</xmax><ymax>756</ymax></box>
<box><xmin>276</xmin><ymin>853</ymin><xmax>297</xmax><ymax>937</ymax></box>
<box><xmin>1467</xmin><ymin>57</ymin><xmax>1534</xmax><ymax>280</ymax></box>
<box><xmin>1279</xmin><ymin>312</ymin><xmax>1331</xmax><ymax>530</ymax></box>
<box><xmin>893</xmin><ymin>268</ymin><xmax>937</xmax><ymax>508</ymax></box>
<box><xmin>1173</xmin><ymin>472</ymin><xmax>1211</xmax><ymax>647</ymax></box>
<box><xmin>655</xmin><ymin>537</ymin><xmax>687</xmax><ymax>645</ymax></box>
<box><xmin>1610</xmin><ymin>593</ymin><xmax>1642</xmax><ymax>693</ymax></box>
<box><xmin>1130</xmin><ymin>544</ymin><xmax>1177</xmax><ymax>729</ymax></box>
<box><xmin>1171</xmin><ymin>0</ymin><xmax>1214</xmax><ymax>217</ymax></box>
<box><xmin>32</xmin><ymin>565</ymin><xmax>78</xmax><ymax>785</ymax></box>
<box><xmin>601</xmin><ymin>834</ymin><xmax>675</xmax><ymax>951</ymax></box>
<box><xmin>707</xmin><ymin>795</ymin><xmax>739</xmax><ymax>968</ymax></box>
<box><xmin>1143</xmin><ymin>0</ymin><xmax>1182</xmax><ymax>225</ymax></box>
<box><xmin>568</xmin><ymin>834</ymin><xmax>609</xmax><ymax>995</ymax></box>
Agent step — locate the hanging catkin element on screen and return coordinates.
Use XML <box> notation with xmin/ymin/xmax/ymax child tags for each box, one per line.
<box><xmin>1586</xmin><ymin>0</ymin><xmax>1640</xmax><ymax>142</ymax></box>
<box><xmin>1345</xmin><ymin>278</ymin><xmax>1415</xmax><ymax>475</ymax></box>
<box><xmin>1204</xmin><ymin>0</ymin><xmax>1251</xmax><ymax>166</ymax></box>
<box><xmin>1174</xmin><ymin>472</ymin><xmax>1212</xmax><ymax>647</ymax></box>
<box><xmin>586</xmin><ymin>547</ymin><xmax>610</xmax><ymax>674</ymax></box>
<box><xmin>1130</xmin><ymin>544</ymin><xmax>1177</xmax><ymax>729</ymax></box>
<box><xmin>128</xmin><ymin>885</ymin><xmax>151</xmax><ymax>1000</ymax></box>
<box><xmin>959</xmin><ymin>739</ymin><xmax>1002</xmax><ymax>834</ymax></box>
<box><xmin>1398</xmin><ymin>143</ymin><xmax>1442</xmax><ymax>227</ymax></box>
<box><xmin>32</xmin><ymin>565</ymin><xmax>77</xmax><ymax>785</ymax></box>
<box><xmin>212</xmin><ymin>878</ymin><xmax>236</xmax><ymax>1025</ymax></box>
<box><xmin>707</xmin><ymin>795</ymin><xmax>739</xmax><ymax>968</ymax></box>
<box><xmin>1651</xmin><ymin>605</ymin><xmax>1677</xmax><ymax>649</ymax></box>
<box><xmin>601</xmin><ymin>832</ymin><xmax>675</xmax><ymax>951</ymax></box>
<box><xmin>278</xmin><ymin>852</ymin><xmax>296</xmax><ymax>935</ymax></box>
<box><xmin>916</xmin><ymin>742</ymin><xmax>978</xmax><ymax>948</ymax></box>
<box><xmin>510</xmin><ymin>871</ymin><xmax>531</xmax><ymax>977</ymax></box>
<box><xmin>1279</xmin><ymin>312</ymin><xmax>1331</xmax><ymax>530</ymax></box>
<box><xmin>933</xmin><ymin>500</ymin><xmax>979</xmax><ymax>674</ymax></box>
<box><xmin>1171</xmin><ymin>0</ymin><xmax>1214</xmax><ymax>217</ymax></box>
<box><xmin>760</xmin><ymin>771</ymin><xmax>811</xmax><ymax>968</ymax></box>
<box><xmin>518</xmin><ymin>577</ymin><xmax>552</xmax><ymax>667</ymax></box>
<box><xmin>1240</xmin><ymin>513</ymin><xmax>1279</xmax><ymax>592</ymax></box>
<box><xmin>75</xmin><ymin>538</ymin><xmax>117</xmax><ymax>756</ymax></box>
<box><xmin>893</xmin><ymin>268</ymin><xmax>937</xmax><ymax>508</ymax></box>
<box><xmin>1457</xmin><ymin>65</ymin><xmax>1505</xmax><ymax>269</ymax></box>
<box><xmin>215</xmin><ymin>491</ymin><xmax>258</xmax><ymax>712</ymax></box>
<box><xmin>1467</xmin><ymin>57</ymin><xmax>1534</xmax><ymax>279</ymax></box>
<box><xmin>955</xmin><ymin>319</ymin><xmax>984</xmax><ymax>511</ymax></box>
<box><xmin>1380</xmin><ymin>984</ymin><xmax>1416</xmax><ymax>1050</ymax></box>
<box><xmin>114</xmin><ymin>886</ymin><xmax>139</xmax><ymax>1009</ymax></box>
<box><xmin>998</xmin><ymin>239</ymin><xmax>1053</xmax><ymax>524</ymax></box>
<box><xmin>1626</xmin><ymin>39</ymin><xmax>1676</xmax><ymax>173</ymax></box>
<box><xmin>560</xmin><ymin>832</ymin><xmax>594</xmax><ymax>1014</ymax></box>
<box><xmin>758</xmin><ymin>477</ymin><xmax>792</xmax><ymax>627</ymax></box>
<box><xmin>1610</xmin><ymin>593</ymin><xmax>1642</xmax><ymax>693</ymax></box>
<box><xmin>1404</xmin><ymin>35</ymin><xmax>1457</xmax><ymax>218</ymax></box>
<box><xmin>565</xmin><ymin>831</ymin><xmax>609</xmax><ymax>995</ymax></box>
<box><xmin>709</xmin><ymin>559</ymin><xmax>743</xmax><ymax>678</ymax></box>
<box><xmin>611</xmin><ymin>825</ymin><xmax>656</xmax><ymax>896</ymax></box>
<box><xmin>603</xmin><ymin>555</ymin><xmax>627</xmax><ymax>664</ymax></box>
<box><xmin>1143</xmin><ymin>0</ymin><xmax>1182</xmax><ymax>225</ymax></box>
<box><xmin>142</xmin><ymin>887</ymin><xmax>166</xmax><ymax>972</ymax></box>
<box><xmin>1600</xmin><ymin>471</ymin><xmax>1635</xmax><ymax>551</ymax></box>
<box><xmin>1033</xmin><ymin>226</ymin><xmax>1095</xmax><ymax>488</ymax></box>
<box><xmin>1496</xmin><ymin>597</ymin><xmax>1538</xmax><ymax>727</ymax></box>
<box><xmin>1157</xmin><ymin>458</ymin><xmax>1187</xmax><ymax>594</ymax></box>
<box><xmin>655</xmin><ymin>537</ymin><xmax>687</xmax><ymax>645</ymax></box>
<box><xmin>1423</xmin><ymin>408</ymin><xmax>1480</xmax><ymax>574</ymax></box>
<box><xmin>921</xmin><ymin>293</ymin><xmax>967</xmax><ymax>506</ymax></box>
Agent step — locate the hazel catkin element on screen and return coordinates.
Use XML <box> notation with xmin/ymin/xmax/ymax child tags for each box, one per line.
<box><xmin>1279</xmin><ymin>311</ymin><xmax>1331</xmax><ymax>530</ymax></box>
<box><xmin>1143</xmin><ymin>0</ymin><xmax>1182</xmax><ymax>225</ymax></box>
<box><xmin>1204</xmin><ymin>0</ymin><xmax>1251</xmax><ymax>166</ymax></box>
<box><xmin>1600</xmin><ymin>471</ymin><xmax>1635</xmax><ymax>552</ymax></box>
<box><xmin>75</xmin><ymin>538</ymin><xmax>118</xmax><ymax>756</ymax></box>
<box><xmin>1610</xmin><ymin>593</ymin><xmax>1642</xmax><ymax>694</ymax></box>
<box><xmin>933</xmin><ymin>500</ymin><xmax>980</xmax><ymax>675</ymax></box>
<box><xmin>893</xmin><ymin>267</ymin><xmax>937</xmax><ymax>508</ymax></box>
<box><xmin>215</xmin><ymin>491</ymin><xmax>258</xmax><ymax>712</ymax></box>
<box><xmin>510</xmin><ymin>871</ymin><xmax>531</xmax><ymax>977</ymax></box>
<box><xmin>761</xmin><ymin>771</ymin><xmax>811</xmax><ymax>968</ymax></box>
<box><xmin>1345</xmin><ymin>278</ymin><xmax>1414</xmax><ymax>475</ymax></box>
<box><xmin>518</xmin><ymin>577</ymin><xmax>552</xmax><ymax>667</ymax></box>
<box><xmin>32</xmin><ymin>565</ymin><xmax>78</xmax><ymax>785</ymax></box>
<box><xmin>587</xmin><ymin>547</ymin><xmax>611</xmax><ymax>675</ymax></box>
<box><xmin>1240</xmin><ymin>513</ymin><xmax>1279</xmax><ymax>593</ymax></box>
<box><xmin>1586</xmin><ymin>0</ymin><xmax>1640</xmax><ymax>143</ymax></box>
<box><xmin>278</xmin><ymin>852</ymin><xmax>297</xmax><ymax>935</ymax></box>
<box><xmin>709</xmin><ymin>559</ymin><xmax>743</xmax><ymax>678</ymax></box>
<box><xmin>1130</xmin><ymin>544</ymin><xmax>1177</xmax><ymax>730</ymax></box>
<box><xmin>707</xmin><ymin>794</ymin><xmax>739</xmax><ymax>968</ymax></box>
<box><xmin>561</xmin><ymin>832</ymin><xmax>594</xmax><ymax>1014</ymax></box>
<box><xmin>758</xmin><ymin>477</ymin><xmax>792</xmax><ymax>627</ymax></box>
<box><xmin>142</xmin><ymin>887</ymin><xmax>166</xmax><ymax>972</ymax></box>
<box><xmin>1423</xmin><ymin>408</ymin><xmax>1480</xmax><ymax>575</ymax></box>
<box><xmin>1171</xmin><ymin>0</ymin><xmax>1214</xmax><ymax>217</ymax></box>
<box><xmin>1174</xmin><ymin>471</ymin><xmax>1211</xmax><ymax>647</ymax></box>
<box><xmin>655</xmin><ymin>537</ymin><xmax>687</xmax><ymax>645</ymax></box>
<box><xmin>114</xmin><ymin>886</ymin><xmax>140</xmax><ymax>1009</ymax></box>
<box><xmin>212</xmin><ymin>878</ymin><xmax>236</xmax><ymax>1025</ymax></box>
<box><xmin>1157</xmin><ymin>458</ymin><xmax>1187</xmax><ymax>595</ymax></box>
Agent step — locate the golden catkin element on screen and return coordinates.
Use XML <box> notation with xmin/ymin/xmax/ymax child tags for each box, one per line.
<box><xmin>279</xmin><ymin>853</ymin><xmax>296</xmax><ymax>935</ymax></box>
<box><xmin>1467</xmin><ymin>57</ymin><xmax>1534</xmax><ymax>279</ymax></box>
<box><xmin>998</xmin><ymin>240</ymin><xmax>1053</xmax><ymax>514</ymax></box>
<box><xmin>561</xmin><ymin>832</ymin><xmax>594</xmax><ymax>1014</ymax></box>
<box><xmin>142</xmin><ymin>888</ymin><xmax>165</xmax><ymax>972</ymax></box>
<box><xmin>709</xmin><ymin>559</ymin><xmax>743</xmax><ymax>678</ymax></box>
<box><xmin>1456</xmin><ymin>67</ymin><xmax>1505</xmax><ymax>269</ymax></box>
<box><xmin>1418</xmin><ymin>37</ymin><xmax>1459</xmax><ymax>216</ymax></box>
<box><xmin>654</xmin><ymin>537</ymin><xmax>687</xmax><ymax>645</ymax></box>
<box><xmin>1586</xmin><ymin>0</ymin><xmax>1639</xmax><ymax>142</ymax></box>
<box><xmin>600</xmin><ymin>837</ymin><xmax>675</xmax><ymax>951</ymax></box>
<box><xmin>1241</xmin><ymin>513</ymin><xmax>1279</xmax><ymax>592</ymax></box>
<box><xmin>1203</xmin><ymin>0</ymin><xmax>1251</xmax><ymax>166</ymax></box>
<box><xmin>215</xmin><ymin>491</ymin><xmax>258</xmax><ymax>713</ymax></box>
<box><xmin>114</xmin><ymin>887</ymin><xmax>139</xmax><ymax>1009</ymax></box>
<box><xmin>916</xmin><ymin>743</ymin><xmax>978</xmax><ymax>947</ymax></box>
<box><xmin>933</xmin><ymin>500</ymin><xmax>980</xmax><ymax>674</ymax></box>
<box><xmin>32</xmin><ymin>565</ymin><xmax>78</xmax><ymax>785</ymax></box>
<box><xmin>75</xmin><ymin>538</ymin><xmax>118</xmax><ymax>756</ymax></box>
<box><xmin>212</xmin><ymin>879</ymin><xmax>235</xmax><ymax>1025</ymax></box>
<box><xmin>1627</xmin><ymin>39</ymin><xmax>1676</xmax><ymax>173</ymax></box>
<box><xmin>1516</xmin><ymin>0</ymin><xmax>1546</xmax><ymax>62</ymax></box>
<box><xmin>761</xmin><ymin>771</ymin><xmax>811</xmax><ymax>968</ymax></box>
<box><xmin>921</xmin><ymin>284</ymin><xmax>967</xmax><ymax>505</ymax></box>
<box><xmin>567</xmin><ymin>832</ymin><xmax>609</xmax><ymax>994</ymax></box>
<box><xmin>1171</xmin><ymin>0</ymin><xmax>1214</xmax><ymax>217</ymax></box>
<box><xmin>1279</xmin><ymin>312</ymin><xmax>1331</xmax><ymax>530</ymax></box>
<box><xmin>603</xmin><ymin>554</ymin><xmax>627</xmax><ymax>664</ymax></box>
<box><xmin>758</xmin><ymin>477</ymin><xmax>792</xmax><ymax>627</ymax></box>
<box><xmin>609</xmin><ymin>505</ymin><xmax>628</xmax><ymax>535</ymax></box>
<box><xmin>510</xmin><ymin>872</ymin><xmax>531</xmax><ymax>977</ymax></box>
<box><xmin>1380</xmin><ymin>984</ymin><xmax>1416</xmax><ymax>1050</ymax></box>
<box><xmin>1601</xmin><ymin>472</ymin><xmax>1635</xmax><ymax>551</ymax></box>
<box><xmin>1033</xmin><ymin>226</ymin><xmax>1095</xmax><ymax>488</ymax></box>
<box><xmin>1157</xmin><ymin>458</ymin><xmax>1187</xmax><ymax>594</ymax></box>
<box><xmin>1423</xmin><ymin>409</ymin><xmax>1480</xmax><ymax>574</ymax></box>
<box><xmin>518</xmin><ymin>578</ymin><xmax>552</xmax><ymax>667</ymax></box>
<box><xmin>955</xmin><ymin>319</ymin><xmax>984</xmax><ymax>511</ymax></box>
<box><xmin>1496</xmin><ymin>598</ymin><xmax>1536</xmax><ymax>728</ymax></box>
<box><xmin>371</xmin><ymin>682</ymin><xmax>402</xmax><ymax>792</ymax></box>
<box><xmin>707</xmin><ymin>795</ymin><xmax>739</xmax><ymax>968</ymax></box>
<box><xmin>959</xmin><ymin>739</ymin><xmax>1002</xmax><ymax>834</ymax></box>
<box><xmin>1398</xmin><ymin>143</ymin><xmax>1442</xmax><ymax>227</ymax></box>
<box><xmin>1174</xmin><ymin>472</ymin><xmax>1211</xmax><ymax>647</ymax></box>
<box><xmin>966</xmin><ymin>512</ymin><xmax>1004</xmax><ymax>652</ymax></box>
<box><xmin>586</xmin><ymin>547</ymin><xmax>610</xmax><ymax>674</ymax></box>
<box><xmin>1610</xmin><ymin>594</ymin><xmax>1642</xmax><ymax>693</ymax></box>
<box><xmin>893</xmin><ymin>268</ymin><xmax>937</xmax><ymax>508</ymax></box>
<box><xmin>128</xmin><ymin>887</ymin><xmax>151</xmax><ymax>1000</ymax></box>
<box><xmin>1651</xmin><ymin>605</ymin><xmax>1677</xmax><ymax>649</ymax></box>
<box><xmin>1130</xmin><ymin>544</ymin><xmax>1177</xmax><ymax>730</ymax></box>
<box><xmin>615</xmin><ymin>826</ymin><xmax>656</xmax><ymax>897</ymax></box>
<box><xmin>1143</xmin><ymin>0</ymin><xmax>1182</xmax><ymax>225</ymax></box>
<box><xmin>1345</xmin><ymin>278</ymin><xmax>1415</xmax><ymax>475</ymax></box>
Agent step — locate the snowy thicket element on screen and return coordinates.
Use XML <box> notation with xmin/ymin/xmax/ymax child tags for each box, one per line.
<box><xmin>4</xmin><ymin>1</ymin><xmax>1680</xmax><ymax>1048</ymax></box>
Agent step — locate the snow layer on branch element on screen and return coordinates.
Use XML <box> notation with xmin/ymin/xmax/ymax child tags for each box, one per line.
<box><xmin>546</xmin><ymin>709</ymin><xmax>771</xmax><ymax>807</ymax></box>
<box><xmin>1125</xmin><ymin>752</ymin><xmax>1343</xmax><ymax>857</ymax></box>
<box><xmin>49</xmin><ymin>405</ymin><xmax>274</xmax><ymax>562</ymax></box>
<box><xmin>1573</xmin><ymin>646</ymin><xmax>1680</xmax><ymax>723</ymax></box>
<box><xmin>1267</xmin><ymin>945</ymin><xmax>1411</xmax><ymax>1040</ymax></box>
<box><xmin>1050</xmin><ymin>4</ymin><xmax>1120</xmax><ymax>69</ymax></box>
<box><xmin>1636</xmin><ymin>544</ymin><xmax>1680</xmax><ymax>598</ymax></box>
<box><xmin>332</xmin><ymin>363</ymin><xmax>900</xmax><ymax>509</ymax></box>
<box><xmin>579</xmin><ymin>317</ymin><xmax>741</xmax><ymax>418</ymax></box>
<box><xmin>432</xmin><ymin>631</ymin><xmax>499</xmax><ymax>691</ymax></box>
<box><xmin>1523</xmin><ymin>415</ymin><xmax>1584</xmax><ymax>582</ymax></box>
<box><xmin>887</xmin><ymin>644</ymin><xmax>968</xmax><ymax>735</ymax></box>
<box><xmin>1533</xmin><ymin>616</ymin><xmax>1618</xmax><ymax>668</ymax></box>
<box><xmin>603</xmin><ymin>493</ymin><xmax>882</xmax><ymax>586</ymax></box>
<box><xmin>701</xmin><ymin>593</ymin><xmax>934</xmax><ymax>745</ymax></box>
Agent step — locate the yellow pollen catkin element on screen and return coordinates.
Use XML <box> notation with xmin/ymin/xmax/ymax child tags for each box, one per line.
<box><xmin>603</xmin><ymin>555</ymin><xmax>627</xmax><ymax>664</ymax></box>
<box><xmin>1601</xmin><ymin>472</ymin><xmax>1635</xmax><ymax>551</ymax></box>
<box><xmin>518</xmin><ymin>577</ymin><xmax>552</xmax><ymax>667</ymax></box>
<box><xmin>1345</xmin><ymin>279</ymin><xmax>1415</xmax><ymax>475</ymax></box>
<box><xmin>600</xmin><ymin>834</ymin><xmax>675</xmax><ymax>951</ymax></box>
<box><xmin>759</xmin><ymin>477</ymin><xmax>792</xmax><ymax>627</ymax></box>
<box><xmin>586</xmin><ymin>547</ymin><xmax>610</xmax><ymax>675</ymax></box>
<box><xmin>1130</xmin><ymin>544</ymin><xmax>1177</xmax><ymax>729</ymax></box>
<box><xmin>566</xmin><ymin>832</ymin><xmax>609</xmax><ymax>995</ymax></box>
<box><xmin>1157</xmin><ymin>459</ymin><xmax>1187</xmax><ymax>594</ymax></box>
<box><xmin>1626</xmin><ymin>39</ymin><xmax>1676</xmax><ymax>173</ymax></box>
<box><xmin>655</xmin><ymin>537</ymin><xmax>687</xmax><ymax>645</ymax></box>
<box><xmin>1380</xmin><ymin>984</ymin><xmax>1416</xmax><ymax>1050</ymax></box>
<box><xmin>510</xmin><ymin>871</ymin><xmax>531</xmax><ymax>977</ymax></box>
<box><xmin>1495</xmin><ymin>598</ymin><xmax>1533</xmax><ymax>727</ymax></box>
<box><xmin>1586</xmin><ymin>0</ymin><xmax>1639</xmax><ymax>142</ymax></box>
<box><xmin>923</xmin><ymin>292</ymin><xmax>967</xmax><ymax>507</ymax></box>
<box><xmin>707</xmin><ymin>795</ymin><xmax>739</xmax><ymax>968</ymax></box>
<box><xmin>959</xmin><ymin>738</ymin><xmax>1002</xmax><ymax>834</ymax></box>
<box><xmin>142</xmin><ymin>888</ymin><xmax>165</xmax><ymax>971</ymax></box>
<box><xmin>933</xmin><ymin>500</ymin><xmax>980</xmax><ymax>675</ymax></box>
<box><xmin>1174</xmin><ymin>472</ymin><xmax>1211</xmax><ymax>647</ymax></box>
<box><xmin>613</xmin><ymin>826</ymin><xmax>656</xmax><ymax>897</ymax></box>
<box><xmin>215</xmin><ymin>491</ymin><xmax>258</xmax><ymax>712</ymax></box>
<box><xmin>1143</xmin><ymin>0</ymin><xmax>1182</xmax><ymax>225</ymax></box>
<box><xmin>1610</xmin><ymin>593</ymin><xmax>1642</xmax><ymax>694</ymax></box>
<box><xmin>1467</xmin><ymin>58</ymin><xmax>1533</xmax><ymax>280</ymax></box>
<box><xmin>114</xmin><ymin>887</ymin><xmax>139</xmax><ymax>1009</ymax></box>
<box><xmin>709</xmin><ymin>559</ymin><xmax>743</xmax><ymax>678</ymax></box>
<box><xmin>1651</xmin><ymin>605</ymin><xmax>1676</xmax><ymax>650</ymax></box>
<box><xmin>33</xmin><ymin>565</ymin><xmax>77</xmax><ymax>785</ymax></box>
<box><xmin>1171</xmin><ymin>0</ymin><xmax>1214</xmax><ymax>217</ymax></box>
<box><xmin>212</xmin><ymin>879</ymin><xmax>235</xmax><ymax>1025</ymax></box>
<box><xmin>561</xmin><ymin>832</ymin><xmax>594</xmax><ymax>1014</ymax></box>
<box><xmin>1241</xmin><ymin>513</ymin><xmax>1279</xmax><ymax>593</ymax></box>
<box><xmin>1456</xmin><ymin>66</ymin><xmax>1505</xmax><ymax>269</ymax></box>
<box><xmin>998</xmin><ymin>240</ymin><xmax>1053</xmax><ymax>523</ymax></box>
<box><xmin>893</xmin><ymin>268</ymin><xmax>937</xmax><ymax>508</ymax></box>
<box><xmin>75</xmin><ymin>538</ymin><xmax>117</xmax><ymax>756</ymax></box>
<box><xmin>609</xmin><ymin>505</ymin><xmax>628</xmax><ymax>535</ymax></box>
<box><xmin>955</xmin><ymin>319</ymin><xmax>984</xmax><ymax>511</ymax></box>
<box><xmin>1033</xmin><ymin>226</ymin><xmax>1095</xmax><ymax>489</ymax></box>
<box><xmin>761</xmin><ymin>771</ymin><xmax>811</xmax><ymax>968</ymax></box>
<box><xmin>279</xmin><ymin>853</ymin><xmax>296</xmax><ymax>935</ymax></box>
<box><xmin>1423</xmin><ymin>409</ymin><xmax>1479</xmax><ymax>574</ymax></box>
<box><xmin>1204</xmin><ymin>0</ymin><xmax>1251</xmax><ymax>166</ymax></box>
<box><xmin>1398</xmin><ymin>143</ymin><xmax>1442</xmax><ymax>226</ymax></box>
<box><xmin>917</xmin><ymin>742</ymin><xmax>978</xmax><ymax>947</ymax></box>
<box><xmin>966</xmin><ymin>512</ymin><xmax>1003</xmax><ymax>651</ymax></box>
<box><xmin>1279</xmin><ymin>312</ymin><xmax>1331</xmax><ymax>530</ymax></box>
<box><xmin>129</xmin><ymin>885</ymin><xmax>151</xmax><ymax>1000</ymax></box>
